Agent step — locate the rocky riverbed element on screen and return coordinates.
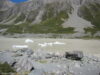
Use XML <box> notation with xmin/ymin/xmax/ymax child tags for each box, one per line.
<box><xmin>0</xmin><ymin>49</ymin><xmax>100</xmax><ymax>75</ymax></box>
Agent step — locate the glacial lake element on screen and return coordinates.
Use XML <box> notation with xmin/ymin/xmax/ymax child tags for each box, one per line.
<box><xmin>0</xmin><ymin>37</ymin><xmax>100</xmax><ymax>56</ymax></box>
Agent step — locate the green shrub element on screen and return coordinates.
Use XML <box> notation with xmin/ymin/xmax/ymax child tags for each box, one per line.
<box><xmin>5</xmin><ymin>11</ymin><xmax>75</xmax><ymax>34</ymax></box>
<box><xmin>84</xmin><ymin>27</ymin><xmax>98</xmax><ymax>36</ymax></box>
<box><xmin>14</xmin><ymin>13</ymin><xmax>26</xmax><ymax>23</ymax></box>
<box><xmin>0</xmin><ymin>62</ymin><xmax>15</xmax><ymax>73</ymax></box>
<box><xmin>80</xmin><ymin>3</ymin><xmax>100</xmax><ymax>32</ymax></box>
<box><xmin>0</xmin><ymin>24</ymin><xmax>12</xmax><ymax>29</ymax></box>
<box><xmin>28</xmin><ymin>11</ymin><xmax>75</xmax><ymax>34</ymax></box>
<box><xmin>6</xmin><ymin>22</ymin><xmax>29</xmax><ymax>34</ymax></box>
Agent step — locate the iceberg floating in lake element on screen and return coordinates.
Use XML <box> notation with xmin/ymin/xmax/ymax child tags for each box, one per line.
<box><xmin>12</xmin><ymin>45</ymin><xmax>28</xmax><ymax>49</ymax></box>
<box><xmin>25</xmin><ymin>39</ymin><xmax>34</xmax><ymax>43</ymax></box>
<box><xmin>54</xmin><ymin>41</ymin><xmax>66</xmax><ymax>45</ymax></box>
<box><xmin>38</xmin><ymin>41</ymin><xmax>66</xmax><ymax>47</ymax></box>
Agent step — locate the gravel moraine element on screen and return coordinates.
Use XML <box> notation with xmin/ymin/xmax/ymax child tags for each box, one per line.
<box><xmin>0</xmin><ymin>49</ymin><xmax>100</xmax><ymax>75</ymax></box>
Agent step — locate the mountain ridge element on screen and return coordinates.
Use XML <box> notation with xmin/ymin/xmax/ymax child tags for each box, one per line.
<box><xmin>0</xmin><ymin>0</ymin><xmax>100</xmax><ymax>37</ymax></box>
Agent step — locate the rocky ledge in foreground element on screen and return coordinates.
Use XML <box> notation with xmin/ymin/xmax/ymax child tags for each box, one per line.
<box><xmin>0</xmin><ymin>49</ymin><xmax>100</xmax><ymax>75</ymax></box>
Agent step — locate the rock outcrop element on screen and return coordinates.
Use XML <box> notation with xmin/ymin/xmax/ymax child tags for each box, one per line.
<box><xmin>65</xmin><ymin>51</ymin><xmax>83</xmax><ymax>60</ymax></box>
<box><xmin>0</xmin><ymin>49</ymin><xmax>100</xmax><ymax>75</ymax></box>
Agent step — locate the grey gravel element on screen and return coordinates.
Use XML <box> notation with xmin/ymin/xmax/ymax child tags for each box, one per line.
<box><xmin>0</xmin><ymin>49</ymin><xmax>100</xmax><ymax>75</ymax></box>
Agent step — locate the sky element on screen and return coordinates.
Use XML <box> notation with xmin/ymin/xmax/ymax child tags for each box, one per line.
<box><xmin>10</xmin><ymin>0</ymin><xmax>28</xmax><ymax>3</ymax></box>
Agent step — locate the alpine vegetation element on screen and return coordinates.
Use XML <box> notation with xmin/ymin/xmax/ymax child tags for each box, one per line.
<box><xmin>0</xmin><ymin>0</ymin><xmax>100</xmax><ymax>38</ymax></box>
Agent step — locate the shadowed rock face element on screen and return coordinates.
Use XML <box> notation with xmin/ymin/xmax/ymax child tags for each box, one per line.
<box><xmin>65</xmin><ymin>51</ymin><xmax>83</xmax><ymax>60</ymax></box>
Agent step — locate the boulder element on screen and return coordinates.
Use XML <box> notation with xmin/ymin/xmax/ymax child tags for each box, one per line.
<box><xmin>0</xmin><ymin>51</ymin><xmax>14</xmax><ymax>64</ymax></box>
<box><xmin>11</xmin><ymin>62</ymin><xmax>16</xmax><ymax>67</ymax></box>
<box><xmin>65</xmin><ymin>51</ymin><xmax>83</xmax><ymax>60</ymax></box>
<box><xmin>14</xmin><ymin>55</ymin><xmax>35</xmax><ymax>72</ymax></box>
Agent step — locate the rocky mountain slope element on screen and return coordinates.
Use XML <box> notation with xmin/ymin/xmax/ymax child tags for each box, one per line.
<box><xmin>0</xmin><ymin>0</ymin><xmax>100</xmax><ymax>37</ymax></box>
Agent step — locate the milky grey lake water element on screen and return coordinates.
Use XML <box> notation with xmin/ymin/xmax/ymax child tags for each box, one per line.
<box><xmin>0</xmin><ymin>37</ymin><xmax>100</xmax><ymax>55</ymax></box>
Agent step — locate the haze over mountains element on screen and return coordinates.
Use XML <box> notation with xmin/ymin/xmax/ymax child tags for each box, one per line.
<box><xmin>0</xmin><ymin>0</ymin><xmax>100</xmax><ymax>37</ymax></box>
